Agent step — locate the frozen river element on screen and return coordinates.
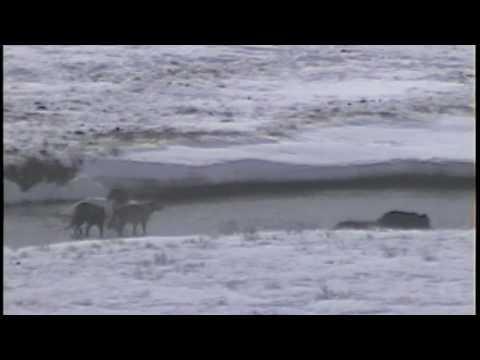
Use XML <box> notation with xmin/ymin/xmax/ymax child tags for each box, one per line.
<box><xmin>4</xmin><ymin>186</ymin><xmax>474</xmax><ymax>249</ymax></box>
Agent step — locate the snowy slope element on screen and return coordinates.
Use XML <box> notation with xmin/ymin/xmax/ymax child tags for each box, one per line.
<box><xmin>4</xmin><ymin>230</ymin><xmax>475</xmax><ymax>315</ymax></box>
<box><xmin>4</xmin><ymin>45</ymin><xmax>475</xmax><ymax>165</ymax></box>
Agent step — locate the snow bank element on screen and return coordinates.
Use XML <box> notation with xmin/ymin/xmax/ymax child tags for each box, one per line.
<box><xmin>4</xmin><ymin>230</ymin><xmax>475</xmax><ymax>315</ymax></box>
<box><xmin>5</xmin><ymin>116</ymin><xmax>474</xmax><ymax>205</ymax></box>
<box><xmin>116</xmin><ymin>118</ymin><xmax>474</xmax><ymax>165</ymax></box>
<box><xmin>93</xmin><ymin>118</ymin><xmax>473</xmax><ymax>185</ymax></box>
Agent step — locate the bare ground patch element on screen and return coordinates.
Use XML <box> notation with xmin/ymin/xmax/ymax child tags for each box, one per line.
<box><xmin>94</xmin><ymin>127</ymin><xmax>253</xmax><ymax>148</ymax></box>
<box><xmin>4</xmin><ymin>157</ymin><xmax>83</xmax><ymax>192</ymax></box>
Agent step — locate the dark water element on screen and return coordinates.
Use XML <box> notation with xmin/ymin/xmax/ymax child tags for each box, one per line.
<box><xmin>4</xmin><ymin>187</ymin><xmax>474</xmax><ymax>249</ymax></box>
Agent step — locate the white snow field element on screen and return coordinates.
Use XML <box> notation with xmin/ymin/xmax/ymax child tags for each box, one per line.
<box><xmin>4</xmin><ymin>230</ymin><xmax>475</xmax><ymax>315</ymax></box>
<box><xmin>4</xmin><ymin>46</ymin><xmax>474</xmax><ymax>164</ymax></box>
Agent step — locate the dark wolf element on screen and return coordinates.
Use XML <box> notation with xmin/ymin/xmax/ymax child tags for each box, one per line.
<box><xmin>108</xmin><ymin>201</ymin><xmax>163</xmax><ymax>237</ymax></box>
<box><xmin>65</xmin><ymin>201</ymin><xmax>106</xmax><ymax>238</ymax></box>
<box><xmin>334</xmin><ymin>220</ymin><xmax>377</xmax><ymax>230</ymax></box>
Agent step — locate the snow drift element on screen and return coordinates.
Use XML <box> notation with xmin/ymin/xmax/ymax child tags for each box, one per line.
<box><xmin>4</xmin><ymin>229</ymin><xmax>475</xmax><ymax>315</ymax></box>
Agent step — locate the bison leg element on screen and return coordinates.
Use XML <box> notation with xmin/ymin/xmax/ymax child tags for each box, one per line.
<box><xmin>142</xmin><ymin>221</ymin><xmax>147</xmax><ymax>235</ymax></box>
<box><xmin>72</xmin><ymin>225</ymin><xmax>83</xmax><ymax>239</ymax></box>
<box><xmin>98</xmin><ymin>223</ymin><xmax>104</xmax><ymax>238</ymax></box>
<box><xmin>116</xmin><ymin>224</ymin><xmax>124</xmax><ymax>237</ymax></box>
<box><xmin>107</xmin><ymin>213</ymin><xmax>120</xmax><ymax>230</ymax></box>
<box><xmin>86</xmin><ymin>224</ymin><xmax>92</xmax><ymax>238</ymax></box>
<box><xmin>107</xmin><ymin>217</ymin><xmax>116</xmax><ymax>230</ymax></box>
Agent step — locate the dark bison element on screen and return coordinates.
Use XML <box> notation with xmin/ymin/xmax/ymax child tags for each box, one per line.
<box><xmin>108</xmin><ymin>201</ymin><xmax>163</xmax><ymax>237</ymax></box>
<box><xmin>65</xmin><ymin>201</ymin><xmax>106</xmax><ymax>238</ymax></box>
<box><xmin>377</xmin><ymin>211</ymin><xmax>431</xmax><ymax>229</ymax></box>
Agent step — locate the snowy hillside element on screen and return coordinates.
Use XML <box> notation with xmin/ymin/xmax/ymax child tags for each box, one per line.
<box><xmin>4</xmin><ymin>45</ymin><xmax>474</xmax><ymax>169</ymax></box>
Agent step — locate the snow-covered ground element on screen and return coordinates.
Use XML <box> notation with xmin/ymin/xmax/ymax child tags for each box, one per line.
<box><xmin>4</xmin><ymin>230</ymin><xmax>475</xmax><ymax>315</ymax></box>
<box><xmin>4</xmin><ymin>46</ymin><xmax>474</xmax><ymax>160</ymax></box>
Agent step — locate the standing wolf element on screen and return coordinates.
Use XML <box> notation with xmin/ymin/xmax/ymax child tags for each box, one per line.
<box><xmin>333</xmin><ymin>210</ymin><xmax>431</xmax><ymax>230</ymax></box>
<box><xmin>108</xmin><ymin>201</ymin><xmax>163</xmax><ymax>236</ymax></box>
<box><xmin>377</xmin><ymin>211</ymin><xmax>431</xmax><ymax>229</ymax></box>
